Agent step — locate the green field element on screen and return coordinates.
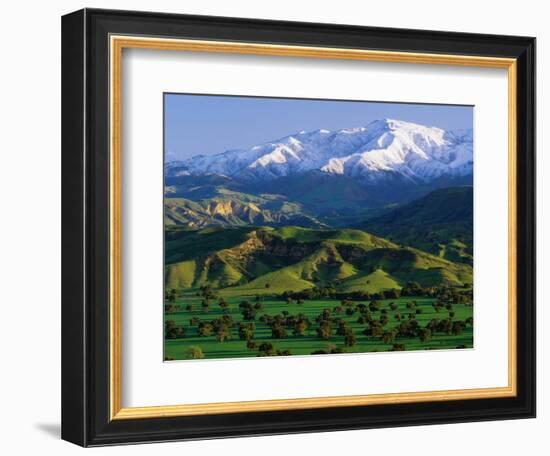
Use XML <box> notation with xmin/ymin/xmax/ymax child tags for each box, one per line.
<box><xmin>164</xmin><ymin>294</ymin><xmax>473</xmax><ymax>361</ymax></box>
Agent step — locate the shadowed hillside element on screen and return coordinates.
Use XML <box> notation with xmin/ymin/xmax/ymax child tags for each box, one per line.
<box><xmin>165</xmin><ymin>226</ymin><xmax>473</xmax><ymax>295</ymax></box>
<box><xmin>360</xmin><ymin>186</ymin><xmax>473</xmax><ymax>265</ymax></box>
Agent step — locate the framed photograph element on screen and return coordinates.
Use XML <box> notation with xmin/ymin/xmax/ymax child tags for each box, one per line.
<box><xmin>62</xmin><ymin>8</ymin><xmax>536</xmax><ymax>446</ymax></box>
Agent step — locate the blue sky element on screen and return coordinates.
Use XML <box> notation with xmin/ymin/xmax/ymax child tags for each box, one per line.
<box><xmin>165</xmin><ymin>94</ymin><xmax>473</xmax><ymax>161</ymax></box>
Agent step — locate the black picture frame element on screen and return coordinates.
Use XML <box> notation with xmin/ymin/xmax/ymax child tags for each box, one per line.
<box><xmin>62</xmin><ymin>8</ymin><xmax>536</xmax><ymax>447</ymax></box>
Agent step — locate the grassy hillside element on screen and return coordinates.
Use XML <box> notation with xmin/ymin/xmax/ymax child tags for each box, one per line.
<box><xmin>360</xmin><ymin>186</ymin><xmax>473</xmax><ymax>265</ymax></box>
<box><xmin>165</xmin><ymin>226</ymin><xmax>472</xmax><ymax>295</ymax></box>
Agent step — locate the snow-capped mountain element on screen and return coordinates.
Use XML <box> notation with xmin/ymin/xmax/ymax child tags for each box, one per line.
<box><xmin>166</xmin><ymin>119</ymin><xmax>473</xmax><ymax>184</ymax></box>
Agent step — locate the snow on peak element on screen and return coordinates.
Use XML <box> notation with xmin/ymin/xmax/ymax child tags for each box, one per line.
<box><xmin>166</xmin><ymin>119</ymin><xmax>473</xmax><ymax>184</ymax></box>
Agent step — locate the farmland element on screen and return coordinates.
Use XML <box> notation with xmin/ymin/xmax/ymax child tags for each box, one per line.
<box><xmin>164</xmin><ymin>293</ymin><xmax>473</xmax><ymax>360</ymax></box>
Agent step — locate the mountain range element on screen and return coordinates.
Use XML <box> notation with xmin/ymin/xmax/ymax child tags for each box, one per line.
<box><xmin>166</xmin><ymin>118</ymin><xmax>473</xmax><ymax>185</ymax></box>
<box><xmin>165</xmin><ymin>119</ymin><xmax>473</xmax><ymax>228</ymax></box>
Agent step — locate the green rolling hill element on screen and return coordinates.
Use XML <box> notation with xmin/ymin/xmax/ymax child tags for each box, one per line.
<box><xmin>360</xmin><ymin>186</ymin><xmax>473</xmax><ymax>265</ymax></box>
<box><xmin>165</xmin><ymin>225</ymin><xmax>472</xmax><ymax>295</ymax></box>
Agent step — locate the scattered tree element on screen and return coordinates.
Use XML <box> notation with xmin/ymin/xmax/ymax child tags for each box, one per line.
<box><xmin>167</xmin><ymin>288</ymin><xmax>177</xmax><ymax>303</ymax></box>
<box><xmin>238</xmin><ymin>322</ymin><xmax>255</xmax><ymax>341</ymax></box>
<box><xmin>419</xmin><ymin>328</ymin><xmax>432</xmax><ymax>343</ymax></box>
<box><xmin>316</xmin><ymin>321</ymin><xmax>332</xmax><ymax>340</ymax></box>
<box><xmin>293</xmin><ymin>318</ymin><xmax>309</xmax><ymax>337</ymax></box>
<box><xmin>257</xmin><ymin>342</ymin><xmax>277</xmax><ymax>357</ymax></box>
<box><xmin>271</xmin><ymin>323</ymin><xmax>288</xmax><ymax>339</ymax></box>
<box><xmin>344</xmin><ymin>330</ymin><xmax>357</xmax><ymax>347</ymax></box>
<box><xmin>216</xmin><ymin>325</ymin><xmax>231</xmax><ymax>342</ymax></box>
<box><xmin>186</xmin><ymin>346</ymin><xmax>205</xmax><ymax>359</ymax></box>
<box><xmin>452</xmin><ymin>321</ymin><xmax>465</xmax><ymax>335</ymax></box>
<box><xmin>369</xmin><ymin>300</ymin><xmax>382</xmax><ymax>312</ymax></box>
<box><xmin>197</xmin><ymin>322</ymin><xmax>214</xmax><ymax>337</ymax></box>
<box><xmin>382</xmin><ymin>330</ymin><xmax>397</xmax><ymax>344</ymax></box>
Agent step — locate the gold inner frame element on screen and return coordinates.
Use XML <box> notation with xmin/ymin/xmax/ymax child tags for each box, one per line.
<box><xmin>109</xmin><ymin>35</ymin><xmax>518</xmax><ymax>420</ymax></box>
